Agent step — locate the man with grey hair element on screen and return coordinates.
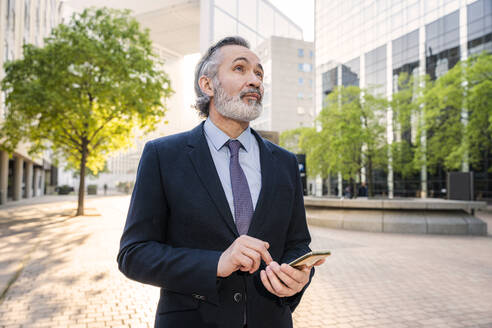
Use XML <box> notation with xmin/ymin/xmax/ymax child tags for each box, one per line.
<box><xmin>118</xmin><ymin>36</ymin><xmax>322</xmax><ymax>328</ymax></box>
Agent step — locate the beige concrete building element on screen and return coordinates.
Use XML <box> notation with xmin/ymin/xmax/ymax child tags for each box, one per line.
<box><xmin>253</xmin><ymin>36</ymin><xmax>315</xmax><ymax>133</ymax></box>
<box><xmin>61</xmin><ymin>0</ymin><xmax>304</xmax><ymax>189</ymax></box>
<box><xmin>0</xmin><ymin>0</ymin><xmax>61</xmax><ymax>205</ymax></box>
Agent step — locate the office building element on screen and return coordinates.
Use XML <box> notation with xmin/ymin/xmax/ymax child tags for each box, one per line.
<box><xmin>253</xmin><ymin>36</ymin><xmax>315</xmax><ymax>132</ymax></box>
<box><xmin>315</xmin><ymin>0</ymin><xmax>492</xmax><ymax>198</ymax></box>
<box><xmin>0</xmin><ymin>0</ymin><xmax>62</xmax><ymax>204</ymax></box>
<box><xmin>62</xmin><ymin>0</ymin><xmax>305</xmax><ymax>190</ymax></box>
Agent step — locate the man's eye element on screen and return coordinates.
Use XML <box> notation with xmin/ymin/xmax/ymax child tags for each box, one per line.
<box><xmin>234</xmin><ymin>66</ymin><xmax>244</xmax><ymax>71</ymax></box>
<box><xmin>256</xmin><ymin>71</ymin><xmax>263</xmax><ymax>78</ymax></box>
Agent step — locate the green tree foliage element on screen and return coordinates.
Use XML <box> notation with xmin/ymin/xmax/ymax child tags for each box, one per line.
<box><xmin>465</xmin><ymin>52</ymin><xmax>492</xmax><ymax>170</ymax></box>
<box><xmin>390</xmin><ymin>72</ymin><xmax>426</xmax><ymax>177</ymax></box>
<box><xmin>279</xmin><ymin>127</ymin><xmax>307</xmax><ymax>154</ymax></box>
<box><xmin>297</xmin><ymin>127</ymin><xmax>329</xmax><ymax>180</ymax></box>
<box><xmin>0</xmin><ymin>8</ymin><xmax>173</xmax><ymax>215</ymax></box>
<box><xmin>283</xmin><ymin>86</ymin><xmax>387</xmax><ymax>196</ymax></box>
<box><xmin>421</xmin><ymin>52</ymin><xmax>492</xmax><ymax>173</ymax></box>
<box><xmin>280</xmin><ymin>127</ymin><xmax>326</xmax><ymax>179</ymax></box>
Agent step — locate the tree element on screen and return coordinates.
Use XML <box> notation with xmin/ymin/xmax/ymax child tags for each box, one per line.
<box><xmin>390</xmin><ymin>72</ymin><xmax>425</xmax><ymax>178</ymax></box>
<box><xmin>281</xmin><ymin>86</ymin><xmax>387</xmax><ymax>196</ymax></box>
<box><xmin>279</xmin><ymin>127</ymin><xmax>308</xmax><ymax>154</ymax></box>
<box><xmin>359</xmin><ymin>88</ymin><xmax>388</xmax><ymax>196</ymax></box>
<box><xmin>421</xmin><ymin>52</ymin><xmax>492</xmax><ymax>173</ymax></box>
<box><xmin>297</xmin><ymin>127</ymin><xmax>330</xmax><ymax>180</ymax></box>
<box><xmin>0</xmin><ymin>8</ymin><xmax>173</xmax><ymax>215</ymax></box>
<box><xmin>316</xmin><ymin>86</ymin><xmax>387</xmax><ymax>196</ymax></box>
<box><xmin>464</xmin><ymin>52</ymin><xmax>492</xmax><ymax>171</ymax></box>
<box><xmin>280</xmin><ymin>126</ymin><xmax>329</xmax><ymax>180</ymax></box>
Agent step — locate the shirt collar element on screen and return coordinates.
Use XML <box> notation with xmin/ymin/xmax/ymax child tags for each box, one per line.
<box><xmin>204</xmin><ymin>117</ymin><xmax>252</xmax><ymax>152</ymax></box>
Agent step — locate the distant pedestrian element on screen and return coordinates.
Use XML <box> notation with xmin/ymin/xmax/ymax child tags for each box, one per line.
<box><xmin>344</xmin><ymin>185</ymin><xmax>352</xmax><ymax>199</ymax></box>
<box><xmin>358</xmin><ymin>182</ymin><xmax>367</xmax><ymax>197</ymax></box>
<box><xmin>103</xmin><ymin>184</ymin><xmax>108</xmax><ymax>195</ymax></box>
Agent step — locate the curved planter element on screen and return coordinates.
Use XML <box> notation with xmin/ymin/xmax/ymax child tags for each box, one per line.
<box><xmin>304</xmin><ymin>197</ymin><xmax>487</xmax><ymax>236</ymax></box>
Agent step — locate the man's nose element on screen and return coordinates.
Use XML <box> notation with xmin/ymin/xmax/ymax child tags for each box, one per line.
<box><xmin>247</xmin><ymin>72</ymin><xmax>262</xmax><ymax>88</ymax></box>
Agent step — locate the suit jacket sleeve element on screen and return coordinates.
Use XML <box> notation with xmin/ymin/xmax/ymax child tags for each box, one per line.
<box><xmin>117</xmin><ymin>140</ymin><xmax>222</xmax><ymax>304</ymax></box>
<box><xmin>279</xmin><ymin>153</ymin><xmax>314</xmax><ymax>311</ymax></box>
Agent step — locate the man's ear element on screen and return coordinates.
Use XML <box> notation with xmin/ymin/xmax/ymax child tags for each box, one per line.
<box><xmin>198</xmin><ymin>75</ymin><xmax>214</xmax><ymax>97</ymax></box>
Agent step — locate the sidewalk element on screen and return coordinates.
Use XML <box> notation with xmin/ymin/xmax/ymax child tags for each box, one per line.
<box><xmin>1</xmin><ymin>195</ymin><xmax>491</xmax><ymax>327</ymax></box>
<box><xmin>0</xmin><ymin>195</ymin><xmax>157</xmax><ymax>327</ymax></box>
<box><xmin>0</xmin><ymin>193</ymin><xmax>127</xmax><ymax>299</ymax></box>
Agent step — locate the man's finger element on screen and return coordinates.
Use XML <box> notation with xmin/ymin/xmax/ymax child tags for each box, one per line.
<box><xmin>240</xmin><ymin>247</ymin><xmax>261</xmax><ymax>273</ymax></box>
<box><xmin>238</xmin><ymin>237</ymin><xmax>273</xmax><ymax>265</ymax></box>
<box><xmin>238</xmin><ymin>235</ymin><xmax>269</xmax><ymax>249</ymax></box>
<box><xmin>266</xmin><ymin>266</ymin><xmax>292</xmax><ymax>296</ymax></box>
<box><xmin>279</xmin><ymin>263</ymin><xmax>308</xmax><ymax>284</ymax></box>
<box><xmin>234</xmin><ymin>253</ymin><xmax>254</xmax><ymax>271</ymax></box>
<box><xmin>260</xmin><ymin>270</ymin><xmax>276</xmax><ymax>295</ymax></box>
<box><xmin>270</xmin><ymin>263</ymin><xmax>300</xmax><ymax>291</ymax></box>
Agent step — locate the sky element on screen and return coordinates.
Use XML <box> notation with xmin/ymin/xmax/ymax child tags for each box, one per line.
<box><xmin>268</xmin><ymin>0</ymin><xmax>315</xmax><ymax>41</ymax></box>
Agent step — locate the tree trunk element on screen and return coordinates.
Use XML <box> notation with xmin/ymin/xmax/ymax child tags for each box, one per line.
<box><xmin>352</xmin><ymin>178</ymin><xmax>357</xmax><ymax>199</ymax></box>
<box><xmin>368</xmin><ymin>157</ymin><xmax>374</xmax><ymax>197</ymax></box>
<box><xmin>76</xmin><ymin>142</ymin><xmax>88</xmax><ymax>216</ymax></box>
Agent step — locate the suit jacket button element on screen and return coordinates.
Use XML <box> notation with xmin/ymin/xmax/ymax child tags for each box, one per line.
<box><xmin>233</xmin><ymin>292</ymin><xmax>242</xmax><ymax>303</ymax></box>
<box><xmin>192</xmin><ymin>294</ymin><xmax>206</xmax><ymax>301</ymax></box>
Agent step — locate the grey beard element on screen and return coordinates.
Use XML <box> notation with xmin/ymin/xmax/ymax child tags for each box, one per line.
<box><xmin>212</xmin><ymin>79</ymin><xmax>262</xmax><ymax>122</ymax></box>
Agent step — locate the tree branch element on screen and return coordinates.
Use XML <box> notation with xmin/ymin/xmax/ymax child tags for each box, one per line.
<box><xmin>90</xmin><ymin>136</ymin><xmax>105</xmax><ymax>153</ymax></box>
<box><xmin>88</xmin><ymin>112</ymin><xmax>117</xmax><ymax>143</ymax></box>
<box><xmin>58</xmin><ymin>124</ymin><xmax>83</xmax><ymax>150</ymax></box>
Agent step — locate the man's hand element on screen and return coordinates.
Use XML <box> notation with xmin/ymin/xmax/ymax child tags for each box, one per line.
<box><xmin>217</xmin><ymin>235</ymin><xmax>273</xmax><ymax>277</ymax></box>
<box><xmin>260</xmin><ymin>259</ymin><xmax>325</xmax><ymax>297</ymax></box>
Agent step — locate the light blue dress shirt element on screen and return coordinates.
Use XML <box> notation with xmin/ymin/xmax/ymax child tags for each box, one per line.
<box><xmin>203</xmin><ymin>118</ymin><xmax>262</xmax><ymax>222</ymax></box>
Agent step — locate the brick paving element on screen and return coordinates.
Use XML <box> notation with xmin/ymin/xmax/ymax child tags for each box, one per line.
<box><xmin>0</xmin><ymin>195</ymin><xmax>491</xmax><ymax>328</ymax></box>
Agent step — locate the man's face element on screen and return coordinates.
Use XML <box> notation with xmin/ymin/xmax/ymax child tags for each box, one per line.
<box><xmin>212</xmin><ymin>45</ymin><xmax>264</xmax><ymax>122</ymax></box>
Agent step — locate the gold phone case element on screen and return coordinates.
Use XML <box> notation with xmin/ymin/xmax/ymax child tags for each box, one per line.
<box><xmin>289</xmin><ymin>251</ymin><xmax>331</xmax><ymax>268</ymax></box>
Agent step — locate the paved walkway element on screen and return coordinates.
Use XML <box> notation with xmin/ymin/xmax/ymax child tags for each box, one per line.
<box><xmin>0</xmin><ymin>196</ymin><xmax>491</xmax><ymax>327</ymax></box>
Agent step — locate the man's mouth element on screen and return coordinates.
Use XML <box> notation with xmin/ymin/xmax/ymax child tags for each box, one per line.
<box><xmin>241</xmin><ymin>91</ymin><xmax>262</xmax><ymax>102</ymax></box>
<box><xmin>243</xmin><ymin>93</ymin><xmax>260</xmax><ymax>100</ymax></box>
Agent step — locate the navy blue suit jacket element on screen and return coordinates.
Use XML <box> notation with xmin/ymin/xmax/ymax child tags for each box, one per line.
<box><xmin>117</xmin><ymin>122</ymin><xmax>313</xmax><ymax>328</ymax></box>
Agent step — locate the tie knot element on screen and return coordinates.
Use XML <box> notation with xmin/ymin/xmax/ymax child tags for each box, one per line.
<box><xmin>227</xmin><ymin>139</ymin><xmax>242</xmax><ymax>157</ymax></box>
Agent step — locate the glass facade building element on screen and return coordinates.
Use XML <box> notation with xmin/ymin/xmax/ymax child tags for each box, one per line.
<box><xmin>211</xmin><ymin>0</ymin><xmax>302</xmax><ymax>49</ymax></box>
<box><xmin>315</xmin><ymin>0</ymin><xmax>492</xmax><ymax>198</ymax></box>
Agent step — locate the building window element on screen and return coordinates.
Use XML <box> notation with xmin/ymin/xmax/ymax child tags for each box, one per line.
<box><xmin>297</xmin><ymin>92</ymin><xmax>304</xmax><ymax>100</ymax></box>
<box><xmin>392</xmin><ymin>30</ymin><xmax>419</xmax><ymax>80</ymax></box>
<box><xmin>343</xmin><ymin>57</ymin><xmax>360</xmax><ymax>87</ymax></box>
<box><xmin>298</xmin><ymin>77</ymin><xmax>304</xmax><ymax>85</ymax></box>
<box><xmin>298</xmin><ymin>48</ymin><xmax>304</xmax><ymax>57</ymax></box>
<box><xmin>298</xmin><ymin>63</ymin><xmax>312</xmax><ymax>72</ymax></box>
<box><xmin>309</xmin><ymin>50</ymin><xmax>313</xmax><ymax>58</ymax></box>
<box><xmin>467</xmin><ymin>0</ymin><xmax>492</xmax><ymax>55</ymax></box>
<box><xmin>425</xmin><ymin>10</ymin><xmax>460</xmax><ymax>80</ymax></box>
<box><xmin>365</xmin><ymin>45</ymin><xmax>387</xmax><ymax>96</ymax></box>
<box><xmin>297</xmin><ymin>106</ymin><xmax>305</xmax><ymax>114</ymax></box>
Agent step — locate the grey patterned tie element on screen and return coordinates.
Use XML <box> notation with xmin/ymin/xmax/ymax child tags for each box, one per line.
<box><xmin>227</xmin><ymin>139</ymin><xmax>254</xmax><ymax>235</ymax></box>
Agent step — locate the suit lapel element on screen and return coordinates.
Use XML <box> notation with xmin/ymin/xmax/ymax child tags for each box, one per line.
<box><xmin>247</xmin><ymin>129</ymin><xmax>277</xmax><ymax>236</ymax></box>
<box><xmin>187</xmin><ymin>123</ymin><xmax>239</xmax><ymax>237</ymax></box>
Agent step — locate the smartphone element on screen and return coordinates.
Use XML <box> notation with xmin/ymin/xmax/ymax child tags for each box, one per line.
<box><xmin>289</xmin><ymin>250</ymin><xmax>331</xmax><ymax>268</ymax></box>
